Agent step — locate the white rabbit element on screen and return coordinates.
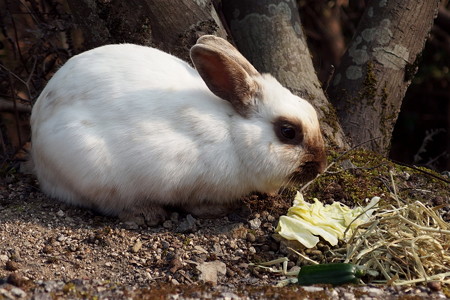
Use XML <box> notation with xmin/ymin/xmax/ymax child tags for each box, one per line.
<box><xmin>31</xmin><ymin>35</ymin><xmax>326</xmax><ymax>226</ymax></box>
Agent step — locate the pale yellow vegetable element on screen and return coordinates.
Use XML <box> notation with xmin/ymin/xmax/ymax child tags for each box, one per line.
<box><xmin>276</xmin><ymin>192</ymin><xmax>379</xmax><ymax>248</ymax></box>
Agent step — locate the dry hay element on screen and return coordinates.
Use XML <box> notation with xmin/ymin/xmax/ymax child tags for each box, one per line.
<box><xmin>343</xmin><ymin>171</ymin><xmax>450</xmax><ymax>285</ymax></box>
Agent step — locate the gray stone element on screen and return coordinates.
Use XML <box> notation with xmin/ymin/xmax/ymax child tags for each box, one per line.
<box><xmin>176</xmin><ymin>215</ymin><xmax>197</xmax><ymax>233</ymax></box>
<box><xmin>11</xmin><ymin>287</ymin><xmax>27</xmax><ymax>298</ymax></box>
<box><xmin>248</xmin><ymin>218</ymin><xmax>261</xmax><ymax>230</ymax></box>
<box><xmin>162</xmin><ymin>220</ymin><xmax>173</xmax><ymax>229</ymax></box>
<box><xmin>196</xmin><ymin>260</ymin><xmax>226</xmax><ymax>285</ymax></box>
<box><xmin>0</xmin><ymin>288</ymin><xmax>14</xmax><ymax>299</ymax></box>
<box><xmin>302</xmin><ymin>286</ymin><xmax>324</xmax><ymax>292</ymax></box>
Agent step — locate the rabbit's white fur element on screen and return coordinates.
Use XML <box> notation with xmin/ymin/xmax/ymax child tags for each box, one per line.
<box><xmin>31</xmin><ymin>36</ymin><xmax>326</xmax><ymax>225</ymax></box>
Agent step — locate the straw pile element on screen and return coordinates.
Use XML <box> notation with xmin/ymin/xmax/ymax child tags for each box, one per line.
<box><xmin>343</xmin><ymin>173</ymin><xmax>450</xmax><ymax>285</ymax></box>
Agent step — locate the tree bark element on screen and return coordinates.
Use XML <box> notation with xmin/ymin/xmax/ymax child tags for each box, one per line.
<box><xmin>328</xmin><ymin>0</ymin><xmax>440</xmax><ymax>154</ymax></box>
<box><xmin>65</xmin><ymin>0</ymin><xmax>228</xmax><ymax>61</ymax></box>
<box><xmin>219</xmin><ymin>0</ymin><xmax>348</xmax><ymax>149</ymax></box>
<box><xmin>64</xmin><ymin>0</ymin><xmax>440</xmax><ymax>155</ymax></box>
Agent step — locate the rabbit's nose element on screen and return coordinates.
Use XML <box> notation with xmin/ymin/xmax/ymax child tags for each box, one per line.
<box><xmin>306</xmin><ymin>147</ymin><xmax>327</xmax><ymax>174</ymax></box>
<box><xmin>316</xmin><ymin>156</ymin><xmax>327</xmax><ymax>174</ymax></box>
<box><xmin>291</xmin><ymin>159</ymin><xmax>325</xmax><ymax>183</ymax></box>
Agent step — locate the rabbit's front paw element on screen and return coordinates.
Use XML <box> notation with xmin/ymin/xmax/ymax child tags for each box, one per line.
<box><xmin>119</xmin><ymin>204</ymin><xmax>168</xmax><ymax>227</ymax></box>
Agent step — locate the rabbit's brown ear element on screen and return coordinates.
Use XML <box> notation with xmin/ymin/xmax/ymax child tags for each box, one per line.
<box><xmin>195</xmin><ymin>35</ymin><xmax>259</xmax><ymax>77</ymax></box>
<box><xmin>190</xmin><ymin>39</ymin><xmax>260</xmax><ymax>117</ymax></box>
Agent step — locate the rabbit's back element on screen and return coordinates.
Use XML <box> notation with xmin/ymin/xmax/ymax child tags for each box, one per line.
<box><xmin>33</xmin><ymin>44</ymin><xmax>201</xmax><ymax>113</ymax></box>
<box><xmin>31</xmin><ymin>44</ymin><xmax>244</xmax><ymax>213</ymax></box>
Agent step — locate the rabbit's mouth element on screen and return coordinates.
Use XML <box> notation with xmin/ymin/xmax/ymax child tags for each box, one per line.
<box><xmin>290</xmin><ymin>160</ymin><xmax>326</xmax><ymax>184</ymax></box>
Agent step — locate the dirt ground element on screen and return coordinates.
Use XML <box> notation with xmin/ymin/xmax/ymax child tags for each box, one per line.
<box><xmin>0</xmin><ymin>152</ymin><xmax>449</xmax><ymax>299</ymax></box>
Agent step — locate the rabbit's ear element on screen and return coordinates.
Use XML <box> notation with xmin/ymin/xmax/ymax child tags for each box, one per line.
<box><xmin>195</xmin><ymin>35</ymin><xmax>259</xmax><ymax>77</ymax></box>
<box><xmin>190</xmin><ymin>42</ymin><xmax>259</xmax><ymax>117</ymax></box>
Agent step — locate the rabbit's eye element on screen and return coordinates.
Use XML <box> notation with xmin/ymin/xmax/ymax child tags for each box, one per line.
<box><xmin>274</xmin><ymin>117</ymin><xmax>303</xmax><ymax>145</ymax></box>
<box><xmin>281</xmin><ymin>125</ymin><xmax>296</xmax><ymax>139</ymax></box>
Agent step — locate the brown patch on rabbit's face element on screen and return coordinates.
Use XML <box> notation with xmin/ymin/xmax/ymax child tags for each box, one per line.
<box><xmin>273</xmin><ymin>117</ymin><xmax>304</xmax><ymax>146</ymax></box>
<box><xmin>292</xmin><ymin>131</ymin><xmax>327</xmax><ymax>183</ymax></box>
<box><xmin>273</xmin><ymin>116</ymin><xmax>326</xmax><ymax>184</ymax></box>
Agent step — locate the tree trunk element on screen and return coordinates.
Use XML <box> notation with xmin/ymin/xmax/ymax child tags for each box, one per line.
<box><xmin>64</xmin><ymin>0</ymin><xmax>439</xmax><ymax>155</ymax></box>
<box><xmin>220</xmin><ymin>0</ymin><xmax>348</xmax><ymax>149</ymax></box>
<box><xmin>328</xmin><ymin>0</ymin><xmax>440</xmax><ymax>154</ymax></box>
<box><xmin>66</xmin><ymin>0</ymin><xmax>228</xmax><ymax>61</ymax></box>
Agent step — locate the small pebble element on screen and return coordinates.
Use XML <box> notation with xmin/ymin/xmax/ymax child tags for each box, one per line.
<box><xmin>11</xmin><ymin>287</ymin><xmax>27</xmax><ymax>298</ymax></box>
<box><xmin>162</xmin><ymin>220</ymin><xmax>173</xmax><ymax>229</ymax></box>
<box><xmin>267</xmin><ymin>214</ymin><xmax>275</xmax><ymax>222</ymax></box>
<box><xmin>69</xmin><ymin>244</ymin><xmax>78</xmax><ymax>252</ymax></box>
<box><xmin>246</xmin><ymin>232</ymin><xmax>256</xmax><ymax>242</ymax></box>
<box><xmin>5</xmin><ymin>260</ymin><xmax>20</xmax><ymax>271</ymax></box>
<box><xmin>170</xmin><ymin>212</ymin><xmax>179</xmax><ymax>222</ymax></box>
<box><xmin>176</xmin><ymin>214</ymin><xmax>197</xmax><ymax>233</ymax></box>
<box><xmin>328</xmin><ymin>289</ymin><xmax>339</xmax><ymax>299</ymax></box>
<box><xmin>305</xmin><ymin>249</ymin><xmax>322</xmax><ymax>256</ymax></box>
<box><xmin>402</xmin><ymin>171</ymin><xmax>411</xmax><ymax>180</ymax></box>
<box><xmin>427</xmin><ymin>281</ymin><xmax>441</xmax><ymax>292</ymax></box>
<box><xmin>366</xmin><ymin>287</ymin><xmax>384</xmax><ymax>297</ymax></box>
<box><xmin>131</xmin><ymin>240</ymin><xmax>142</xmax><ymax>253</ymax></box>
<box><xmin>56</xmin><ymin>210</ymin><xmax>65</xmax><ymax>217</ymax></box>
<box><xmin>0</xmin><ymin>288</ymin><xmax>13</xmax><ymax>299</ymax></box>
<box><xmin>56</xmin><ymin>235</ymin><xmax>66</xmax><ymax>242</ymax></box>
<box><xmin>194</xmin><ymin>245</ymin><xmax>208</xmax><ymax>254</ymax></box>
<box><xmin>302</xmin><ymin>286</ymin><xmax>323</xmax><ymax>292</ymax></box>
<box><xmin>161</xmin><ymin>241</ymin><xmax>170</xmax><ymax>249</ymax></box>
<box><xmin>7</xmin><ymin>273</ymin><xmax>26</xmax><ymax>287</ymax></box>
<box><xmin>341</xmin><ymin>291</ymin><xmax>355</xmax><ymax>300</ymax></box>
<box><xmin>169</xmin><ymin>257</ymin><xmax>183</xmax><ymax>273</ymax></box>
<box><xmin>0</xmin><ymin>255</ymin><xmax>8</xmax><ymax>262</ymax></box>
<box><xmin>213</xmin><ymin>243</ymin><xmax>224</xmax><ymax>256</ymax></box>
<box><xmin>42</xmin><ymin>245</ymin><xmax>53</xmax><ymax>254</ymax></box>
<box><xmin>248</xmin><ymin>218</ymin><xmax>261</xmax><ymax>230</ymax></box>
<box><xmin>431</xmin><ymin>196</ymin><xmax>444</xmax><ymax>206</ymax></box>
<box><xmin>226</xmin><ymin>268</ymin><xmax>235</xmax><ymax>277</ymax></box>
<box><xmin>123</xmin><ymin>221</ymin><xmax>139</xmax><ymax>230</ymax></box>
